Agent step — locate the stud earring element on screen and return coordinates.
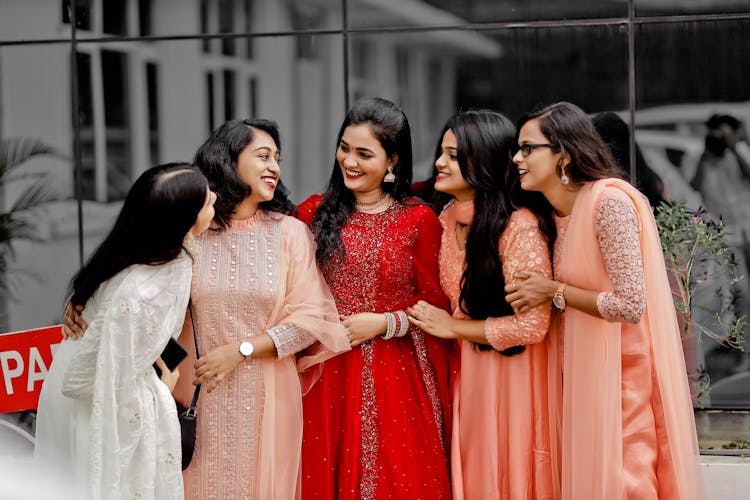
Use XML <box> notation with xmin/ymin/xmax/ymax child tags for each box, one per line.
<box><xmin>560</xmin><ymin>166</ymin><xmax>570</xmax><ymax>185</ymax></box>
<box><xmin>383</xmin><ymin>166</ymin><xmax>396</xmax><ymax>183</ymax></box>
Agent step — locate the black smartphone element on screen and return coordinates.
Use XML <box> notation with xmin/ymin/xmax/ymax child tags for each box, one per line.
<box><xmin>153</xmin><ymin>337</ymin><xmax>189</xmax><ymax>378</ymax></box>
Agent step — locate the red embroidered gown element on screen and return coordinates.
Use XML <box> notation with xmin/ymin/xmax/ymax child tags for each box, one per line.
<box><xmin>298</xmin><ymin>195</ymin><xmax>454</xmax><ymax>500</ymax></box>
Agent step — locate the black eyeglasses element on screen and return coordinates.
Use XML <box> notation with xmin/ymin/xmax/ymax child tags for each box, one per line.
<box><xmin>516</xmin><ymin>143</ymin><xmax>556</xmax><ymax>157</ymax></box>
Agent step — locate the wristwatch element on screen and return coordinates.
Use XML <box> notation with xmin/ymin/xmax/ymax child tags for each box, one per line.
<box><xmin>239</xmin><ymin>341</ymin><xmax>255</xmax><ymax>360</ymax></box>
<box><xmin>552</xmin><ymin>284</ymin><xmax>567</xmax><ymax>311</ymax></box>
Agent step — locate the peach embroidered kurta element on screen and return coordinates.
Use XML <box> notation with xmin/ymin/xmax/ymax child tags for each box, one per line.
<box><xmin>441</xmin><ymin>202</ymin><xmax>554</xmax><ymax>500</ymax></box>
<box><xmin>175</xmin><ymin>211</ymin><xmax>349</xmax><ymax>500</ymax></box>
<box><xmin>548</xmin><ymin>179</ymin><xmax>704</xmax><ymax>500</ymax></box>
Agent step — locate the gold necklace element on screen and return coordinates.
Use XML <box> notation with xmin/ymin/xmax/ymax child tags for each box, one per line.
<box><xmin>355</xmin><ymin>193</ymin><xmax>392</xmax><ymax>214</ymax></box>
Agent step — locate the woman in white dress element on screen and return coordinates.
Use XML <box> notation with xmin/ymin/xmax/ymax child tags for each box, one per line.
<box><xmin>35</xmin><ymin>163</ymin><xmax>216</xmax><ymax>500</ymax></box>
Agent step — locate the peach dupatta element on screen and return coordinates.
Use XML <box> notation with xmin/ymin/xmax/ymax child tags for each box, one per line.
<box><xmin>548</xmin><ymin>178</ymin><xmax>704</xmax><ymax>499</ymax></box>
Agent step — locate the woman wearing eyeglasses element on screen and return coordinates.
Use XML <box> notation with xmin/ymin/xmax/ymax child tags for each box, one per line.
<box><xmin>505</xmin><ymin>102</ymin><xmax>703</xmax><ymax>499</ymax></box>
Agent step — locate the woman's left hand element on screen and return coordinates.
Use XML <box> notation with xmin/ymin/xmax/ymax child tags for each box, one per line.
<box><xmin>341</xmin><ymin>312</ymin><xmax>386</xmax><ymax>347</ymax></box>
<box><xmin>406</xmin><ymin>300</ymin><xmax>456</xmax><ymax>339</ymax></box>
<box><xmin>505</xmin><ymin>271</ymin><xmax>556</xmax><ymax>313</ymax></box>
<box><xmin>193</xmin><ymin>342</ymin><xmax>244</xmax><ymax>392</ymax></box>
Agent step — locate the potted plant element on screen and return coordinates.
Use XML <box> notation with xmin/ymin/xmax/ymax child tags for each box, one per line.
<box><xmin>656</xmin><ymin>200</ymin><xmax>749</xmax><ymax>454</ymax></box>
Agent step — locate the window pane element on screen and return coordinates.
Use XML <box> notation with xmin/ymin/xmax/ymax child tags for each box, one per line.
<box><xmin>348</xmin><ymin>0</ymin><xmax>628</xmax><ymax>30</ymax></box>
<box><xmin>636</xmin><ymin>0</ymin><xmax>750</xmax><ymax>17</ymax></box>
<box><xmin>147</xmin><ymin>0</ymin><xmax>341</xmax><ymax>37</ymax></box>
<box><xmin>206</xmin><ymin>72</ymin><xmax>215</xmax><ymax>135</ymax></box>
<box><xmin>150</xmin><ymin>34</ymin><xmax>344</xmax><ymax>202</ymax></box>
<box><xmin>349</xmin><ymin>25</ymin><xmax>629</xmax><ymax>181</ymax></box>
<box><xmin>101</xmin><ymin>50</ymin><xmax>132</xmax><ymax>200</ymax></box>
<box><xmin>220</xmin><ymin>0</ymin><xmax>236</xmax><ymax>56</ymax></box>
<box><xmin>635</xmin><ymin>18</ymin><xmax>750</xmax><ymax>408</ymax></box>
<box><xmin>146</xmin><ymin>62</ymin><xmax>160</xmax><ymax>165</ymax></box>
<box><xmin>0</xmin><ymin>0</ymin><xmax>81</xmax><ymax>41</ymax></box>
<box><xmin>75</xmin><ymin>52</ymin><xmax>96</xmax><ymax>201</ymax></box>
<box><xmin>0</xmin><ymin>43</ymin><xmax>83</xmax><ymax>333</ymax></box>
<box><xmin>102</xmin><ymin>0</ymin><xmax>128</xmax><ymax>36</ymax></box>
<box><xmin>223</xmin><ymin>69</ymin><xmax>236</xmax><ymax>121</ymax></box>
<box><xmin>139</xmin><ymin>0</ymin><xmax>153</xmax><ymax>36</ymax></box>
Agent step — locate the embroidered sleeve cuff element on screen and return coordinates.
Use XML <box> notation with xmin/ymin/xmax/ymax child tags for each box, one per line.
<box><xmin>267</xmin><ymin>323</ymin><xmax>316</xmax><ymax>359</ymax></box>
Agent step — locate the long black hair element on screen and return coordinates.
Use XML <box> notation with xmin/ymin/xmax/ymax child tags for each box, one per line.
<box><xmin>70</xmin><ymin>163</ymin><xmax>209</xmax><ymax>308</ymax></box>
<box><xmin>439</xmin><ymin>111</ymin><xmax>555</xmax><ymax>354</ymax></box>
<box><xmin>193</xmin><ymin>118</ymin><xmax>296</xmax><ymax>229</ymax></box>
<box><xmin>441</xmin><ymin>111</ymin><xmax>554</xmax><ymax>319</ymax></box>
<box><xmin>311</xmin><ymin>97</ymin><xmax>413</xmax><ymax>266</ymax></box>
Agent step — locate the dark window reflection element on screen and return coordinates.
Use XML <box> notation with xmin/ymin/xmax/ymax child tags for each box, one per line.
<box><xmin>62</xmin><ymin>0</ymin><xmax>92</xmax><ymax>31</ymax></box>
<box><xmin>636</xmin><ymin>0</ymin><xmax>750</xmax><ymax>17</ymax></box>
<box><xmin>249</xmin><ymin>77</ymin><xmax>257</xmax><ymax>117</ymax></box>
<box><xmin>245</xmin><ymin>0</ymin><xmax>254</xmax><ymax>59</ymax></box>
<box><xmin>206</xmin><ymin>72</ymin><xmax>215</xmax><ymax>134</ymax></box>
<box><xmin>456</xmin><ymin>25</ymin><xmax>629</xmax><ymax>119</ymax></box>
<box><xmin>102</xmin><ymin>0</ymin><xmax>128</xmax><ymax>36</ymax></box>
<box><xmin>224</xmin><ymin>70</ymin><xmax>236</xmax><ymax>121</ymax></box>
<box><xmin>102</xmin><ymin>50</ymin><xmax>131</xmax><ymax>200</ymax></box>
<box><xmin>220</xmin><ymin>0</ymin><xmax>236</xmax><ymax>56</ymax></box>
<box><xmin>146</xmin><ymin>62</ymin><xmax>160</xmax><ymax>165</ymax></box>
<box><xmin>201</xmin><ymin>0</ymin><xmax>211</xmax><ymax>53</ymax></box>
<box><xmin>139</xmin><ymin>0</ymin><xmax>153</xmax><ymax>37</ymax></box>
<box><xmin>74</xmin><ymin>51</ymin><xmax>95</xmax><ymax>200</ymax></box>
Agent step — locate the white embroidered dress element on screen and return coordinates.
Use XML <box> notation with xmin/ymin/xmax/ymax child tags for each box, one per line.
<box><xmin>35</xmin><ymin>252</ymin><xmax>192</xmax><ymax>500</ymax></box>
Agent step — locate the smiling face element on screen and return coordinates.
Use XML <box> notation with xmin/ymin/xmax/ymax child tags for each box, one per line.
<box><xmin>512</xmin><ymin>118</ymin><xmax>567</xmax><ymax>195</ymax></box>
<box><xmin>336</xmin><ymin>123</ymin><xmax>396</xmax><ymax>201</ymax></box>
<box><xmin>433</xmin><ymin>129</ymin><xmax>475</xmax><ymax>201</ymax></box>
<box><xmin>237</xmin><ymin>128</ymin><xmax>281</xmax><ymax>204</ymax></box>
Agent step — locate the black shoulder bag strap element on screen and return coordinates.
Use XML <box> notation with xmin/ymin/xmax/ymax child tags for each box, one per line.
<box><xmin>185</xmin><ymin>300</ymin><xmax>200</xmax><ymax>417</ymax></box>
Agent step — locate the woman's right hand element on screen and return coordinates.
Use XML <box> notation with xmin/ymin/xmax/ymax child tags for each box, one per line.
<box><xmin>62</xmin><ymin>303</ymin><xmax>88</xmax><ymax>339</ymax></box>
<box><xmin>193</xmin><ymin>342</ymin><xmax>245</xmax><ymax>392</ymax></box>
<box><xmin>155</xmin><ymin>358</ymin><xmax>180</xmax><ymax>392</ymax></box>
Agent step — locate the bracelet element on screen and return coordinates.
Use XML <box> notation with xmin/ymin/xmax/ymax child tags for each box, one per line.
<box><xmin>383</xmin><ymin>312</ymin><xmax>397</xmax><ymax>340</ymax></box>
<box><xmin>395</xmin><ymin>310</ymin><xmax>409</xmax><ymax>337</ymax></box>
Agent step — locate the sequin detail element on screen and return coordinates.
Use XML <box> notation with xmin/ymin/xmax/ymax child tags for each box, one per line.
<box><xmin>267</xmin><ymin>323</ymin><xmax>315</xmax><ymax>359</ymax></box>
<box><xmin>187</xmin><ymin>214</ymin><xmax>282</xmax><ymax>499</ymax></box>
<box><xmin>594</xmin><ymin>189</ymin><xmax>646</xmax><ymax>323</ymax></box>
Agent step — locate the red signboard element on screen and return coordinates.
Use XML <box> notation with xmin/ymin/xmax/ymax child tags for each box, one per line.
<box><xmin>0</xmin><ymin>325</ymin><xmax>62</xmax><ymax>413</ymax></box>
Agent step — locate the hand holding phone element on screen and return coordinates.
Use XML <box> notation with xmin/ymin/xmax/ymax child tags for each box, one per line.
<box><xmin>153</xmin><ymin>337</ymin><xmax>188</xmax><ymax>378</ymax></box>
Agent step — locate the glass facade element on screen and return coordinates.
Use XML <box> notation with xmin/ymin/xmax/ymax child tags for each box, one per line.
<box><xmin>1</xmin><ymin>0</ymin><xmax>749</xmax><ymax>414</ymax></box>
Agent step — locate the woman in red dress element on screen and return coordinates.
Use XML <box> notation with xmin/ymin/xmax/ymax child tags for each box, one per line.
<box><xmin>298</xmin><ymin>97</ymin><xmax>454</xmax><ymax>499</ymax></box>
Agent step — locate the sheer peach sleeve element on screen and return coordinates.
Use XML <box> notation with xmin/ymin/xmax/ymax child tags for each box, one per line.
<box><xmin>485</xmin><ymin>209</ymin><xmax>552</xmax><ymax>351</ymax></box>
<box><xmin>594</xmin><ymin>188</ymin><xmax>647</xmax><ymax>324</ymax></box>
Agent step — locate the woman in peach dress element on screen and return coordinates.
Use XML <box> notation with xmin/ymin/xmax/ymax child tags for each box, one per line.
<box><xmin>506</xmin><ymin>102</ymin><xmax>704</xmax><ymax>499</ymax></box>
<box><xmin>408</xmin><ymin>110</ymin><xmax>555</xmax><ymax>499</ymax></box>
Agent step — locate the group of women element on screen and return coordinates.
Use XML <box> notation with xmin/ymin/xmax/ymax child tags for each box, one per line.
<box><xmin>38</xmin><ymin>97</ymin><xmax>704</xmax><ymax>499</ymax></box>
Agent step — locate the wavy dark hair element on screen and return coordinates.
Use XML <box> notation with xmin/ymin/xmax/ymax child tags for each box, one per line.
<box><xmin>70</xmin><ymin>163</ymin><xmax>208</xmax><ymax>308</ymax></box>
<box><xmin>193</xmin><ymin>118</ymin><xmax>296</xmax><ymax>229</ymax></box>
<box><xmin>437</xmin><ymin>110</ymin><xmax>555</xmax><ymax>354</ymax></box>
<box><xmin>311</xmin><ymin>97</ymin><xmax>413</xmax><ymax>266</ymax></box>
<box><xmin>515</xmin><ymin>102</ymin><xmax>625</xmax><ymax>186</ymax></box>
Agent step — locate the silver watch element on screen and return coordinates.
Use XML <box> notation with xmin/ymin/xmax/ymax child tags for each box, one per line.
<box><xmin>239</xmin><ymin>341</ymin><xmax>255</xmax><ymax>360</ymax></box>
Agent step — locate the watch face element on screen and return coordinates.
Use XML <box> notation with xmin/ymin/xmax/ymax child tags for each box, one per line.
<box><xmin>240</xmin><ymin>342</ymin><xmax>254</xmax><ymax>357</ymax></box>
<box><xmin>553</xmin><ymin>295</ymin><xmax>565</xmax><ymax>309</ymax></box>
